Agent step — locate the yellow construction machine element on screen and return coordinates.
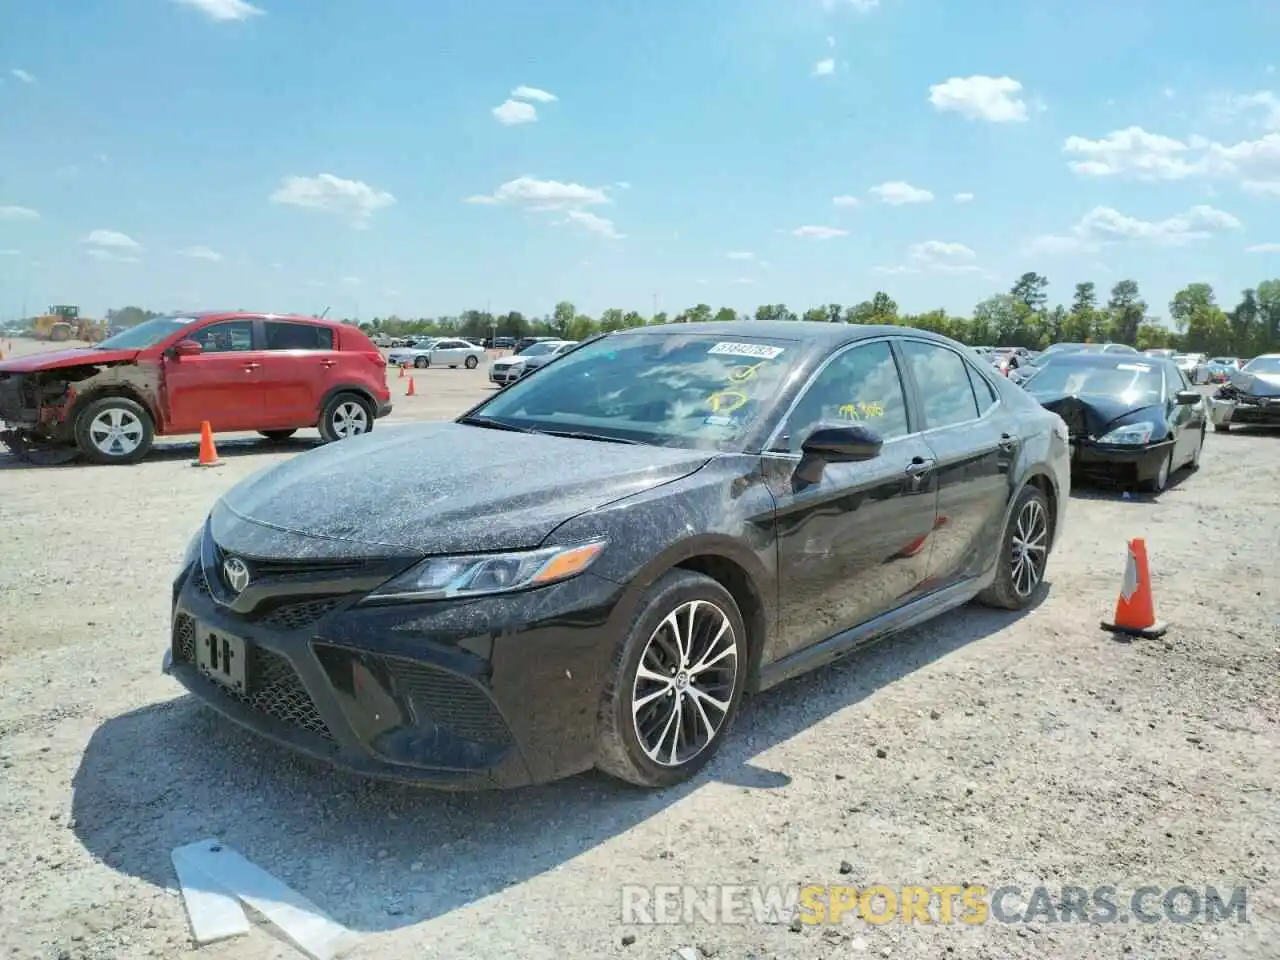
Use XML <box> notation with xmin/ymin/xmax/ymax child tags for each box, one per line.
<box><xmin>31</xmin><ymin>305</ymin><xmax>107</xmax><ymax>343</ymax></box>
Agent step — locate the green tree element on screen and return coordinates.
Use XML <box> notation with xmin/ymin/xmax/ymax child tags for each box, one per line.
<box><xmin>1010</xmin><ymin>272</ymin><xmax>1049</xmax><ymax>312</ymax></box>
<box><xmin>754</xmin><ymin>304</ymin><xmax>797</xmax><ymax>322</ymax></box>
<box><xmin>711</xmin><ymin>306</ymin><xmax>737</xmax><ymax>322</ymax></box>
<box><xmin>551</xmin><ymin>301</ymin><xmax>576</xmax><ymax>337</ymax></box>
<box><xmin>1107</xmin><ymin>280</ymin><xmax>1145</xmax><ymax>344</ymax></box>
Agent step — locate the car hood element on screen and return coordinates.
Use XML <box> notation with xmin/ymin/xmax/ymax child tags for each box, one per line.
<box><xmin>0</xmin><ymin>346</ymin><xmax>140</xmax><ymax>373</ymax></box>
<box><xmin>1228</xmin><ymin>370</ymin><xmax>1280</xmax><ymax>397</ymax></box>
<box><xmin>1031</xmin><ymin>392</ymin><xmax>1168</xmax><ymax>440</ymax></box>
<box><xmin>214</xmin><ymin>421</ymin><xmax>715</xmax><ymax>556</ymax></box>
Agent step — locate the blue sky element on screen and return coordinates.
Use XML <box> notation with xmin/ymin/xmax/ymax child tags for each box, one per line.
<box><xmin>2</xmin><ymin>0</ymin><xmax>1280</xmax><ymax>324</ymax></box>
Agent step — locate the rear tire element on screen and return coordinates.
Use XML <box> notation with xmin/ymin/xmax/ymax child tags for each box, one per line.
<box><xmin>596</xmin><ymin>569</ymin><xmax>749</xmax><ymax>789</ymax></box>
<box><xmin>318</xmin><ymin>392</ymin><xmax>373</xmax><ymax>443</ymax></box>
<box><xmin>977</xmin><ymin>484</ymin><xmax>1051</xmax><ymax>610</ymax></box>
<box><xmin>259</xmin><ymin>429</ymin><xmax>297</xmax><ymax>442</ymax></box>
<box><xmin>414</xmin><ymin>356</ymin><xmax>429</xmax><ymax>369</ymax></box>
<box><xmin>74</xmin><ymin>396</ymin><xmax>155</xmax><ymax>465</ymax></box>
<box><xmin>465</xmin><ymin>355</ymin><xmax>479</xmax><ymax>369</ymax></box>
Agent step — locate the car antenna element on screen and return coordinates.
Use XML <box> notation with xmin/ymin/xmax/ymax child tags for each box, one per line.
<box><xmin>317</xmin><ymin>305</ymin><xmax>330</xmax><ymax>319</ymax></box>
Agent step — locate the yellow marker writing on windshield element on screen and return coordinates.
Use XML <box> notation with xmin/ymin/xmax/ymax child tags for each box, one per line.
<box><xmin>727</xmin><ymin>362</ymin><xmax>765</xmax><ymax>384</ymax></box>
<box><xmin>707</xmin><ymin>391</ymin><xmax>749</xmax><ymax>414</ymax></box>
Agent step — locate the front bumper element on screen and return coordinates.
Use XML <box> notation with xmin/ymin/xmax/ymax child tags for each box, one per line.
<box><xmin>489</xmin><ymin>366</ymin><xmax>523</xmax><ymax>385</ymax></box>
<box><xmin>1208</xmin><ymin>395</ymin><xmax>1280</xmax><ymax>427</ymax></box>
<box><xmin>164</xmin><ymin>557</ymin><xmax>627</xmax><ymax>789</ymax></box>
<box><xmin>1067</xmin><ymin>438</ymin><xmax>1173</xmax><ymax>486</ymax></box>
<box><xmin>375</xmin><ymin>400</ymin><xmax>393</xmax><ymax>419</ymax></box>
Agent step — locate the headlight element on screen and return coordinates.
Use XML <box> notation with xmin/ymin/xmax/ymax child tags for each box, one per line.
<box><xmin>509</xmin><ymin>361</ymin><xmax>526</xmax><ymax>375</ymax></box>
<box><xmin>1098</xmin><ymin>421</ymin><xmax>1155</xmax><ymax>445</ymax></box>
<box><xmin>362</xmin><ymin>539</ymin><xmax>608</xmax><ymax>604</ymax></box>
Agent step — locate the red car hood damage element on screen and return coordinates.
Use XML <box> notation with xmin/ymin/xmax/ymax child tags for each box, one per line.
<box><xmin>0</xmin><ymin>347</ymin><xmax>140</xmax><ymax>373</ymax></box>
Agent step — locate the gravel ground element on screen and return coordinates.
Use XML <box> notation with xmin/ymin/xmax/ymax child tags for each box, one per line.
<box><xmin>0</xmin><ymin>338</ymin><xmax>1277</xmax><ymax>960</ymax></box>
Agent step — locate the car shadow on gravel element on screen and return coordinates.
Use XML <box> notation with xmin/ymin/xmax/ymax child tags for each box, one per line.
<box><xmin>69</xmin><ymin>591</ymin><xmax>1045</xmax><ymax>935</ymax></box>
<box><xmin>1068</xmin><ymin>467</ymin><xmax>1195</xmax><ymax>502</ymax></box>
<box><xmin>0</xmin><ymin>436</ymin><xmax>322</xmax><ymax>471</ymax></box>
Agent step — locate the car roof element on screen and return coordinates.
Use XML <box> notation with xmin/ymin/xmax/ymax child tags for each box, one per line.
<box><xmin>176</xmin><ymin>310</ymin><xmax>341</xmax><ymax>328</ymax></box>
<box><xmin>1042</xmin><ymin>351</ymin><xmax>1163</xmax><ymax>367</ymax></box>
<box><xmin>605</xmin><ymin>319</ymin><xmax>947</xmax><ymax>348</ymax></box>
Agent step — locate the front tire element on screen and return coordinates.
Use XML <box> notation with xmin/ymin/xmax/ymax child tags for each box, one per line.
<box><xmin>1141</xmin><ymin>448</ymin><xmax>1174</xmax><ymax>494</ymax></box>
<box><xmin>74</xmin><ymin>397</ymin><xmax>155</xmax><ymax>465</ymax></box>
<box><xmin>1188</xmin><ymin>427</ymin><xmax>1205</xmax><ymax>470</ymax></box>
<box><xmin>977</xmin><ymin>484</ymin><xmax>1051</xmax><ymax>610</ymax></box>
<box><xmin>596</xmin><ymin>570</ymin><xmax>748</xmax><ymax>789</ymax></box>
<box><xmin>414</xmin><ymin>356</ymin><xmax>430</xmax><ymax>369</ymax></box>
<box><xmin>317</xmin><ymin>392</ymin><xmax>373</xmax><ymax>443</ymax></box>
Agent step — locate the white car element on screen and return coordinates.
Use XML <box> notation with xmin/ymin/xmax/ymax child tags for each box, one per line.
<box><xmin>388</xmin><ymin>337</ymin><xmax>486</xmax><ymax>369</ymax></box>
<box><xmin>1173</xmin><ymin>353</ymin><xmax>1208</xmax><ymax>385</ymax></box>
<box><xmin>489</xmin><ymin>340</ymin><xmax>576</xmax><ymax>385</ymax></box>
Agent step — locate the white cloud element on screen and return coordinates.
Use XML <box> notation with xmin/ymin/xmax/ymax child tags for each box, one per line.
<box><xmin>873</xmin><ymin>240</ymin><xmax>989</xmax><ymax>277</ymax></box>
<box><xmin>171</xmin><ymin>0</ymin><xmax>264</xmax><ymax>21</ymax></box>
<box><xmin>726</xmin><ymin>251</ymin><xmax>755</xmax><ymax>259</ymax></box>
<box><xmin>1063</xmin><ymin>126</ymin><xmax>1201</xmax><ymax>180</ymax></box>
<box><xmin>1163</xmin><ymin>87</ymin><xmax>1176</xmax><ymax>99</ymax></box>
<box><xmin>493</xmin><ymin>99</ymin><xmax>538</xmax><ymax>125</ymax></box>
<box><xmin>465</xmin><ymin>176</ymin><xmax>609</xmax><ymax>210</ymax></box>
<box><xmin>869</xmin><ymin>181</ymin><xmax>934</xmax><ymax>204</ymax></box>
<box><xmin>342</xmin><ymin>276</ymin><xmax>361</xmax><ymax>286</ymax></box>
<box><xmin>733</xmin><ymin>277</ymin><xmax>756</xmax><ymax>285</ymax></box>
<box><xmin>954</xmin><ymin>192</ymin><xmax>975</xmax><ymax>203</ymax></box>
<box><xmin>81</xmin><ymin>229</ymin><xmax>141</xmax><ymax>250</ymax></box>
<box><xmin>615</xmin><ymin>181</ymin><xmax>632</xmax><ymax>189</ymax></box>
<box><xmin>1247</xmin><ymin>243</ymin><xmax>1280</xmax><ymax>252</ymax></box>
<box><xmin>791</xmin><ymin>225</ymin><xmax>848</xmax><ymax>239</ymax></box>
<box><xmin>1243</xmin><ymin>179</ymin><xmax>1280</xmax><ymax>195</ymax></box>
<box><xmin>929</xmin><ymin>75</ymin><xmax>1029</xmax><ymax>123</ymax></box>
<box><xmin>827</xmin><ymin>35</ymin><xmax>836</xmax><ymax>47</ymax></box>
<box><xmin>822</xmin><ymin>0</ymin><xmax>880</xmax><ymax>10</ymax></box>
<box><xmin>11</xmin><ymin>69</ymin><xmax>35</xmax><ymax>84</ymax></box>
<box><xmin>270</xmin><ymin>173</ymin><xmax>395</xmax><ymax>227</ymax></box>
<box><xmin>87</xmin><ymin>248</ymin><xmax>140</xmax><ymax>264</ymax></box>
<box><xmin>0</xmin><ymin>205</ymin><xmax>39</xmax><ymax>221</ymax></box>
<box><xmin>812</xmin><ymin>58</ymin><xmax>835</xmax><ymax>77</ymax></box>
<box><xmin>1221</xmin><ymin>90</ymin><xmax>1280</xmax><ymax>130</ymax></box>
<box><xmin>564</xmin><ymin>210</ymin><xmax>624</xmax><ymax>239</ymax></box>
<box><xmin>1028</xmin><ymin>204</ymin><xmax>1241</xmax><ymax>255</ymax></box>
<box><xmin>870</xmin><ymin>265</ymin><xmax>918</xmax><ymax>275</ymax></box>
<box><xmin>178</xmin><ymin>245</ymin><xmax>223</xmax><ymax>261</ymax></box>
<box><xmin>511</xmin><ymin>85</ymin><xmax>557</xmax><ymax>103</ymax></box>
<box><xmin>0</xmin><ymin>249</ymin><xmax>19</xmax><ymax>257</ymax></box>
<box><xmin>910</xmin><ymin>240</ymin><xmax>976</xmax><ymax>262</ymax></box>
<box><xmin>832</xmin><ymin>194</ymin><xmax>860</xmax><ymax>207</ymax></box>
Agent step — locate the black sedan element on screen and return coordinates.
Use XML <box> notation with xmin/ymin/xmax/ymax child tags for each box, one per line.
<box><xmin>164</xmin><ymin>321</ymin><xmax>1070</xmax><ymax>790</ymax></box>
<box><xmin>1021</xmin><ymin>352</ymin><xmax>1206</xmax><ymax>493</ymax></box>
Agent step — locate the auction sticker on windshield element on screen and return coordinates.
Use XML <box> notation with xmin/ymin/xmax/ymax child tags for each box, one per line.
<box><xmin>1116</xmin><ymin>363</ymin><xmax>1151</xmax><ymax>372</ymax></box>
<box><xmin>708</xmin><ymin>342</ymin><xmax>786</xmax><ymax>360</ymax></box>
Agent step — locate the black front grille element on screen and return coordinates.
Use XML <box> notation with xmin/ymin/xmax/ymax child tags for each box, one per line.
<box><xmin>384</xmin><ymin>658</ymin><xmax>512</xmax><ymax>744</ymax></box>
<box><xmin>259</xmin><ymin>598</ymin><xmax>344</xmax><ymax>630</ymax></box>
<box><xmin>172</xmin><ymin>612</ymin><xmax>333</xmax><ymax>741</ymax></box>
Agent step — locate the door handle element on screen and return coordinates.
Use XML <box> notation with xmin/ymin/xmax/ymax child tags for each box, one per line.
<box><xmin>320</xmin><ymin>359</ymin><xmax>337</xmax><ymax>368</ymax></box>
<box><xmin>997</xmin><ymin>432</ymin><xmax>1018</xmax><ymax>452</ymax></box>
<box><xmin>904</xmin><ymin>456</ymin><xmax>935</xmax><ymax>475</ymax></box>
<box><xmin>242</xmin><ymin>362</ymin><xmax>261</xmax><ymax>371</ymax></box>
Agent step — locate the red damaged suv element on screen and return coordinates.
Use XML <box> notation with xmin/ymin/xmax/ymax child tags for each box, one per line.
<box><xmin>0</xmin><ymin>311</ymin><xmax>392</xmax><ymax>464</ymax></box>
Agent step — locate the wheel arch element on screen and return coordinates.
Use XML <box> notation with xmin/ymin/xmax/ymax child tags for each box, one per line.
<box><xmin>70</xmin><ymin>384</ymin><xmax>159</xmax><ymax>430</ymax></box>
<box><xmin>1022</xmin><ymin>469</ymin><xmax>1060</xmax><ymax>548</ymax></box>
<box><xmin>317</xmin><ymin>384</ymin><xmax>376</xmax><ymax>421</ymax></box>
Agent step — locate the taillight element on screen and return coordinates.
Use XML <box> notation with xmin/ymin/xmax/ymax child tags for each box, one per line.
<box><xmin>366</xmin><ymin>352</ymin><xmax>386</xmax><ymax>366</ymax></box>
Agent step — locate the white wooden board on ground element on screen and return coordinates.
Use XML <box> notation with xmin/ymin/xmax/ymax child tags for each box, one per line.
<box><xmin>172</xmin><ymin>838</ymin><xmax>359</xmax><ymax>960</ymax></box>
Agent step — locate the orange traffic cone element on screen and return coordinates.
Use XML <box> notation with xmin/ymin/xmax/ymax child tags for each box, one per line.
<box><xmin>1101</xmin><ymin>538</ymin><xmax>1166</xmax><ymax>639</ymax></box>
<box><xmin>192</xmin><ymin>420</ymin><xmax>224</xmax><ymax>468</ymax></box>
<box><xmin>406</xmin><ymin>376</ymin><xmax>416</xmax><ymax>397</ymax></box>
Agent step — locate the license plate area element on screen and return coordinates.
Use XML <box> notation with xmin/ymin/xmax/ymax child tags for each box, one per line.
<box><xmin>196</xmin><ymin>625</ymin><xmax>247</xmax><ymax>694</ymax></box>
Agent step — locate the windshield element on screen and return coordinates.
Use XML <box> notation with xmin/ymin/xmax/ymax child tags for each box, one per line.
<box><xmin>520</xmin><ymin>341</ymin><xmax>562</xmax><ymax>357</ymax></box>
<box><xmin>95</xmin><ymin>315</ymin><xmax>196</xmax><ymax>350</ymax></box>
<box><xmin>1025</xmin><ymin>360</ymin><xmax>1164</xmax><ymax>406</ymax></box>
<box><xmin>1243</xmin><ymin>356</ymin><xmax>1280</xmax><ymax>375</ymax></box>
<box><xmin>1043</xmin><ymin>343</ymin><xmax>1086</xmax><ymax>355</ymax></box>
<box><xmin>468</xmin><ymin>333</ymin><xmax>801</xmax><ymax>449</ymax></box>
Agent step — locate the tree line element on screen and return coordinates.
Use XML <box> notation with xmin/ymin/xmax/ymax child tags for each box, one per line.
<box><xmin>100</xmin><ymin>274</ymin><xmax>1280</xmax><ymax>358</ymax></box>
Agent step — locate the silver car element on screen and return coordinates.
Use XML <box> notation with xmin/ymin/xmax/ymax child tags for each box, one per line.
<box><xmin>489</xmin><ymin>340</ymin><xmax>576</xmax><ymax>385</ymax></box>
<box><xmin>389</xmin><ymin>337</ymin><xmax>487</xmax><ymax>369</ymax></box>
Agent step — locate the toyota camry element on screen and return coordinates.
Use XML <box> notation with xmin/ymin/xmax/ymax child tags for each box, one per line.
<box><xmin>164</xmin><ymin>321</ymin><xmax>1069</xmax><ymax>790</ymax></box>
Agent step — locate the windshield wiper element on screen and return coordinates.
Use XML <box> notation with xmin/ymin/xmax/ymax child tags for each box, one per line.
<box><xmin>457</xmin><ymin>415</ymin><xmax>537</xmax><ymax>433</ymax></box>
<box><xmin>540</xmin><ymin>429</ymin><xmax>643</xmax><ymax>445</ymax></box>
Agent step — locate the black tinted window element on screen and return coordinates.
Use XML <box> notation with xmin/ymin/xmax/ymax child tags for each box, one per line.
<box><xmin>190</xmin><ymin>320</ymin><xmax>254</xmax><ymax>353</ymax></box>
<box><xmin>901</xmin><ymin>341</ymin><xmax>980</xmax><ymax>428</ymax></box>
<box><xmin>779</xmin><ymin>341</ymin><xmax>909</xmax><ymax>451</ymax></box>
<box><xmin>264</xmin><ymin>321</ymin><xmax>333</xmax><ymax>351</ymax></box>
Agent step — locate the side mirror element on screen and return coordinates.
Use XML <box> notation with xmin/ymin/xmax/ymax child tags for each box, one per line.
<box><xmin>171</xmin><ymin>339</ymin><xmax>202</xmax><ymax>358</ymax></box>
<box><xmin>800</xmin><ymin>422</ymin><xmax>884</xmax><ymax>462</ymax></box>
<box><xmin>1175</xmin><ymin>390</ymin><xmax>1201</xmax><ymax>405</ymax></box>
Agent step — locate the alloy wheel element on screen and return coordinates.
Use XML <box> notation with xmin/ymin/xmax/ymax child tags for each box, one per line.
<box><xmin>631</xmin><ymin>599</ymin><xmax>739</xmax><ymax>767</ymax></box>
<box><xmin>331</xmin><ymin>402</ymin><xmax>369</xmax><ymax>438</ymax></box>
<box><xmin>1009</xmin><ymin>498</ymin><xmax>1048</xmax><ymax>599</ymax></box>
<box><xmin>88</xmin><ymin>408</ymin><xmax>144</xmax><ymax>457</ymax></box>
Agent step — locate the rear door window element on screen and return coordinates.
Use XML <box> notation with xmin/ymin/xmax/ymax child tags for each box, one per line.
<box><xmin>263</xmin><ymin>321</ymin><xmax>334</xmax><ymax>351</ymax></box>
<box><xmin>900</xmin><ymin>340</ymin><xmax>980</xmax><ymax>429</ymax></box>
<box><xmin>189</xmin><ymin>320</ymin><xmax>254</xmax><ymax>354</ymax></box>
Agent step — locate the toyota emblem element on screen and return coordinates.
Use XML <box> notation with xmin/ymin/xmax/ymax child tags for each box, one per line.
<box><xmin>222</xmin><ymin>556</ymin><xmax>251</xmax><ymax>594</ymax></box>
